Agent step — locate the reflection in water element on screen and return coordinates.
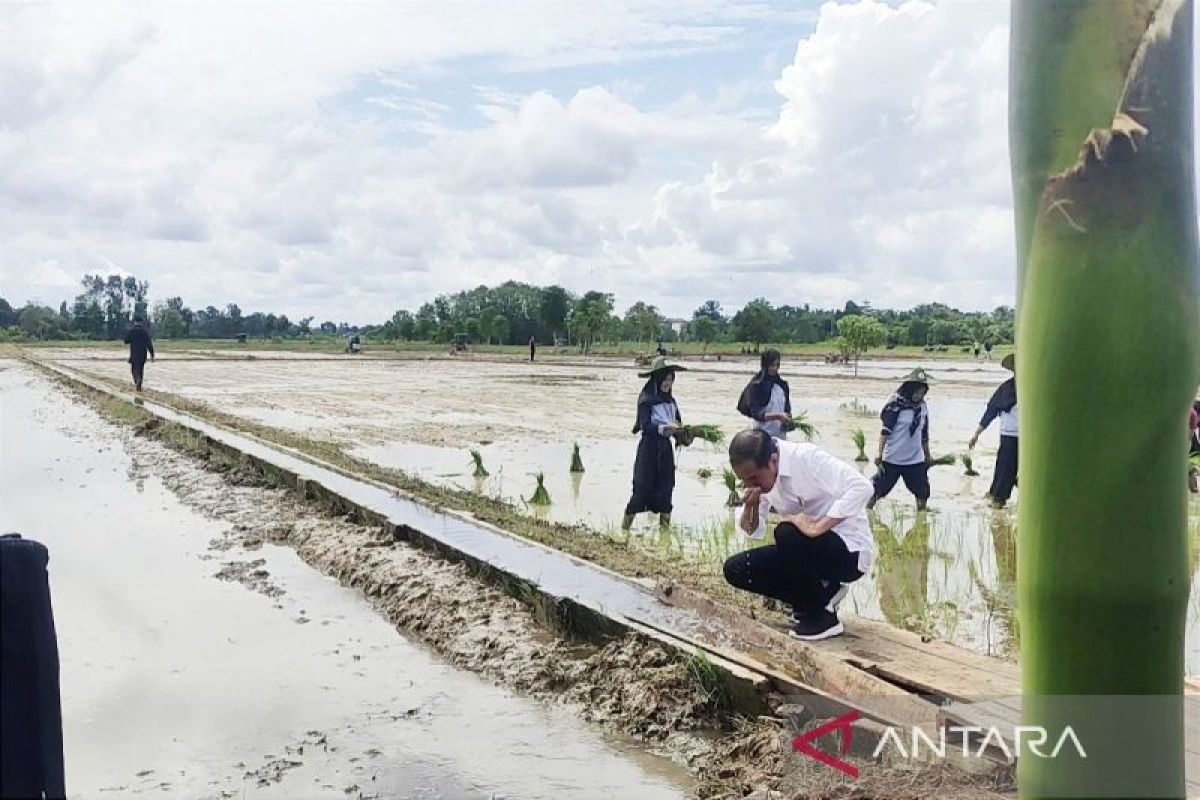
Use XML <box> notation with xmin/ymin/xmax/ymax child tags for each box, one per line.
<box><xmin>871</xmin><ymin>510</ymin><xmax>933</xmax><ymax>635</ymax></box>
<box><xmin>570</xmin><ymin>472</ymin><xmax>584</xmax><ymax>501</ymax></box>
<box><xmin>970</xmin><ymin>511</ymin><xmax>1019</xmax><ymax>659</ymax></box>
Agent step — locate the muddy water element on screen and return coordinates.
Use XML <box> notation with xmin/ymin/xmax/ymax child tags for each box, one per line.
<box><xmin>43</xmin><ymin>348</ymin><xmax>1200</xmax><ymax>672</ymax></box>
<box><xmin>0</xmin><ymin>361</ymin><xmax>693</xmax><ymax>799</ymax></box>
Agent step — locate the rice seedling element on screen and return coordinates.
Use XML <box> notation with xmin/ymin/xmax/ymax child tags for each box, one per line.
<box><xmin>570</xmin><ymin>442</ymin><xmax>585</xmax><ymax>473</ymax></box>
<box><xmin>962</xmin><ymin>452</ymin><xmax>980</xmax><ymax>476</ymax></box>
<box><xmin>723</xmin><ymin>468</ymin><xmax>741</xmax><ymax>507</ymax></box>
<box><xmin>785</xmin><ymin>410</ymin><xmax>818</xmax><ymax>441</ymax></box>
<box><xmin>928</xmin><ymin>453</ymin><xmax>956</xmax><ymax>467</ymax></box>
<box><xmin>685</xmin><ymin>423</ymin><xmax>725</xmax><ymax>446</ymax></box>
<box><xmin>527</xmin><ymin>471</ymin><xmax>551</xmax><ymax>505</ymax></box>
<box><xmin>469</xmin><ymin>449</ymin><xmax>489</xmax><ymax>478</ymax></box>
<box><xmin>851</xmin><ymin>427</ymin><xmax>869</xmax><ymax>462</ymax></box>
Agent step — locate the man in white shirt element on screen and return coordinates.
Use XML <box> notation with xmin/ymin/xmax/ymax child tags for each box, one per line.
<box><xmin>723</xmin><ymin>429</ymin><xmax>875</xmax><ymax>641</ymax></box>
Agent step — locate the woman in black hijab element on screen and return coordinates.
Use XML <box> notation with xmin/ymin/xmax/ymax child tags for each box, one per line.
<box><xmin>622</xmin><ymin>358</ymin><xmax>691</xmax><ymax>531</ymax></box>
<box><xmin>968</xmin><ymin>354</ymin><xmax>1018</xmax><ymax>507</ymax></box>
<box><xmin>737</xmin><ymin>348</ymin><xmax>792</xmax><ymax>439</ymax></box>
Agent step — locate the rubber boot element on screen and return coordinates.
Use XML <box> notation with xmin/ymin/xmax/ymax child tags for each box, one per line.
<box><xmin>621</xmin><ymin>513</ymin><xmax>635</xmax><ymax>531</ymax></box>
<box><xmin>915</xmin><ymin>497</ymin><xmax>927</xmax><ymax>512</ymax></box>
<box><xmin>658</xmin><ymin>513</ymin><xmax>671</xmax><ymax>530</ymax></box>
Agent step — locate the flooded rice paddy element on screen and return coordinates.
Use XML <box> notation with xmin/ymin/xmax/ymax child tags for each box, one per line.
<box><xmin>39</xmin><ymin>347</ymin><xmax>1200</xmax><ymax>672</ymax></box>
<box><xmin>0</xmin><ymin>360</ymin><xmax>694</xmax><ymax>799</ymax></box>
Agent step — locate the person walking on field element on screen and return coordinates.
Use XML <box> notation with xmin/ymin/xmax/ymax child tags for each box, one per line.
<box><xmin>737</xmin><ymin>348</ymin><xmax>792</xmax><ymax>439</ymax></box>
<box><xmin>123</xmin><ymin>318</ymin><xmax>155</xmax><ymax>392</ymax></box>
<box><xmin>529</xmin><ymin>336</ymin><xmax>536</xmax><ymax>362</ymax></box>
<box><xmin>867</xmin><ymin>368</ymin><xmax>934</xmax><ymax>512</ymax></box>
<box><xmin>723</xmin><ymin>429</ymin><xmax>875</xmax><ymax>641</ymax></box>
<box><xmin>622</xmin><ymin>358</ymin><xmax>693</xmax><ymax>531</ymax></box>
<box><xmin>968</xmin><ymin>353</ymin><xmax>1019</xmax><ymax>507</ymax></box>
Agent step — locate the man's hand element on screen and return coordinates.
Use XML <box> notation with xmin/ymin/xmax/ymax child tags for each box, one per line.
<box><xmin>741</xmin><ymin>487</ymin><xmax>761</xmax><ymax>506</ymax></box>
<box><xmin>967</xmin><ymin>434</ymin><xmax>977</xmax><ymax>449</ymax></box>
<box><xmin>790</xmin><ymin>513</ymin><xmax>830</xmax><ymax>537</ymax></box>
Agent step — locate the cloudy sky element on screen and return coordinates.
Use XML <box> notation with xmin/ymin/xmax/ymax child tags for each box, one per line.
<box><xmin>0</xmin><ymin>1</ymin><xmax>1062</xmax><ymax>321</ymax></box>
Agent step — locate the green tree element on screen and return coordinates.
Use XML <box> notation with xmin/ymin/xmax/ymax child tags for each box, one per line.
<box><xmin>834</xmin><ymin>314</ymin><xmax>886</xmax><ymax>376</ymax></box>
<box><xmin>623</xmin><ymin>301</ymin><xmax>664</xmax><ymax>345</ymax></box>
<box><xmin>731</xmin><ymin>298</ymin><xmax>776</xmax><ymax>346</ymax></box>
<box><xmin>569</xmin><ymin>291</ymin><xmax>614</xmax><ymax>354</ymax></box>
<box><xmin>691</xmin><ymin>315</ymin><xmax>719</xmax><ymax>354</ymax></box>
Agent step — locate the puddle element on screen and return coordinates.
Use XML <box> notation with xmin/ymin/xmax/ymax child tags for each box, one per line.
<box><xmin>45</xmin><ymin>349</ymin><xmax>1200</xmax><ymax>672</ymax></box>
<box><xmin>0</xmin><ymin>362</ymin><xmax>693</xmax><ymax>799</ymax></box>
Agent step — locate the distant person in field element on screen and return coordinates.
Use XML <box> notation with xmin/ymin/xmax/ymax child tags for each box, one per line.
<box><xmin>656</xmin><ymin>341</ymin><xmax>668</xmax><ymax>357</ymax></box>
<box><xmin>122</xmin><ymin>318</ymin><xmax>155</xmax><ymax>392</ymax></box>
<box><xmin>867</xmin><ymin>368</ymin><xmax>933</xmax><ymax>512</ymax></box>
<box><xmin>622</xmin><ymin>358</ymin><xmax>693</xmax><ymax>532</ymax></box>
<box><xmin>983</xmin><ymin>338</ymin><xmax>994</xmax><ymax>361</ymax></box>
<box><xmin>724</xmin><ymin>429</ymin><xmax>875</xmax><ymax>641</ymax></box>
<box><xmin>969</xmin><ymin>353</ymin><xmax>1018</xmax><ymax>507</ymax></box>
<box><xmin>737</xmin><ymin>348</ymin><xmax>792</xmax><ymax>439</ymax></box>
<box><xmin>529</xmin><ymin>336</ymin><xmax>536</xmax><ymax>362</ymax></box>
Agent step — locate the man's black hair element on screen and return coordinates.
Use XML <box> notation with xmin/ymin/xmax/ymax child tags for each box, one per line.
<box><xmin>729</xmin><ymin>428</ymin><xmax>777</xmax><ymax>468</ymax></box>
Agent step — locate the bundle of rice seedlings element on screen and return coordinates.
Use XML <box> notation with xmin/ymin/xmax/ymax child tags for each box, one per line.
<box><xmin>528</xmin><ymin>471</ymin><xmax>551</xmax><ymax>505</ymax></box>
<box><xmin>723</xmin><ymin>469</ymin><xmax>741</xmax><ymax>507</ymax></box>
<box><xmin>785</xmin><ymin>411</ymin><xmax>818</xmax><ymax>441</ymax></box>
<box><xmin>929</xmin><ymin>453</ymin><xmax>956</xmax><ymax>467</ymax></box>
<box><xmin>570</xmin><ymin>442</ymin><xmax>585</xmax><ymax>473</ymax></box>
<box><xmin>851</xmin><ymin>428</ymin><xmax>869</xmax><ymax>462</ymax></box>
<box><xmin>469</xmin><ymin>449</ymin><xmax>489</xmax><ymax>478</ymax></box>
<box><xmin>696</xmin><ymin>467</ymin><xmax>713</xmax><ymax>480</ymax></box>
<box><xmin>962</xmin><ymin>452</ymin><xmax>980</xmax><ymax>476</ymax></box>
<box><xmin>685</xmin><ymin>423</ymin><xmax>725</xmax><ymax>446</ymax></box>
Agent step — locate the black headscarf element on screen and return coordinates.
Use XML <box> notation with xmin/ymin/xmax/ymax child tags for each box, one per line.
<box><xmin>986</xmin><ymin>377</ymin><xmax>1017</xmax><ymax>415</ymax></box>
<box><xmin>632</xmin><ymin>370</ymin><xmax>681</xmax><ymax>435</ymax></box>
<box><xmin>881</xmin><ymin>380</ymin><xmax>928</xmax><ymax>436</ymax></box>
<box><xmin>738</xmin><ymin>348</ymin><xmax>790</xmax><ymax>420</ymax></box>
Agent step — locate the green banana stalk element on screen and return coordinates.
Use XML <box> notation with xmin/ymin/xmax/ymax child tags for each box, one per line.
<box><xmin>1011</xmin><ymin>1</ymin><xmax>1200</xmax><ymax>796</ymax></box>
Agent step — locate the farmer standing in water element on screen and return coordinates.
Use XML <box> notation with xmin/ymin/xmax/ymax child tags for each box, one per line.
<box><xmin>123</xmin><ymin>318</ymin><xmax>155</xmax><ymax>392</ymax></box>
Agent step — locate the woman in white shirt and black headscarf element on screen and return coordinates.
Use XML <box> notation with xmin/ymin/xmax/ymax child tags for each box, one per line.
<box><xmin>737</xmin><ymin>348</ymin><xmax>793</xmax><ymax>439</ymax></box>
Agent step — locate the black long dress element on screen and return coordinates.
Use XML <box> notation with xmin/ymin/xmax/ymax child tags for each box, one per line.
<box><xmin>624</xmin><ymin>378</ymin><xmax>680</xmax><ymax>516</ymax></box>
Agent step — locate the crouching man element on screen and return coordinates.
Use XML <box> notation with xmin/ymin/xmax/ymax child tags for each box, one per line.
<box><xmin>723</xmin><ymin>429</ymin><xmax>875</xmax><ymax>641</ymax></box>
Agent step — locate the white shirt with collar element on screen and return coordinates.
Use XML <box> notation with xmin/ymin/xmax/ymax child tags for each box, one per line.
<box><xmin>739</xmin><ymin>440</ymin><xmax>876</xmax><ymax>572</ymax></box>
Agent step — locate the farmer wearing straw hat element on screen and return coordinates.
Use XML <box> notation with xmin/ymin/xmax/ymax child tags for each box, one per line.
<box><xmin>968</xmin><ymin>353</ymin><xmax>1019</xmax><ymax>507</ymax></box>
<box><xmin>622</xmin><ymin>357</ymin><xmax>694</xmax><ymax>531</ymax></box>
<box><xmin>867</xmin><ymin>367</ymin><xmax>934</xmax><ymax>512</ymax></box>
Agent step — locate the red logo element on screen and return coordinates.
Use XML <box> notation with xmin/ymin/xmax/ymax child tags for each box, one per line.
<box><xmin>791</xmin><ymin>710</ymin><xmax>860</xmax><ymax>778</ymax></box>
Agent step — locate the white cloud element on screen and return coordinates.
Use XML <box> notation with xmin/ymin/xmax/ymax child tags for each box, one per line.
<box><xmin>4</xmin><ymin>0</ymin><xmax>1146</xmax><ymax>322</ymax></box>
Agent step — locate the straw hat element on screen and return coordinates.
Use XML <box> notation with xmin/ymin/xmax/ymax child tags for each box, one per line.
<box><xmin>637</xmin><ymin>356</ymin><xmax>688</xmax><ymax>378</ymax></box>
<box><xmin>1001</xmin><ymin>353</ymin><xmax>1015</xmax><ymax>371</ymax></box>
<box><xmin>898</xmin><ymin>367</ymin><xmax>935</xmax><ymax>385</ymax></box>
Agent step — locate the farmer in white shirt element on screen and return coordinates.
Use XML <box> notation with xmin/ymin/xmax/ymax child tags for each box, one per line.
<box><xmin>737</xmin><ymin>348</ymin><xmax>793</xmax><ymax>439</ymax></box>
<box><xmin>968</xmin><ymin>353</ymin><xmax>1018</xmax><ymax>507</ymax></box>
<box><xmin>867</xmin><ymin>368</ymin><xmax>933</xmax><ymax>512</ymax></box>
<box><xmin>724</xmin><ymin>429</ymin><xmax>875</xmax><ymax>641</ymax></box>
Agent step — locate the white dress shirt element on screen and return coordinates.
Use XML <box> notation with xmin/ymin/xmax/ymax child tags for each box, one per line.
<box><xmin>740</xmin><ymin>440</ymin><xmax>875</xmax><ymax>571</ymax></box>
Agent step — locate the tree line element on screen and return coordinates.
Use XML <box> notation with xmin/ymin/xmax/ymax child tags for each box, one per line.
<box><xmin>1</xmin><ymin>273</ymin><xmax>1015</xmax><ymax>350</ymax></box>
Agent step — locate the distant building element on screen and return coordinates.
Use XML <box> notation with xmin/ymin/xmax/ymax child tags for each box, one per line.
<box><xmin>668</xmin><ymin>318</ymin><xmax>688</xmax><ymax>336</ymax></box>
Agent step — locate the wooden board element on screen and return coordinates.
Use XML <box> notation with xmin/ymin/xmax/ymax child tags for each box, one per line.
<box><xmin>657</xmin><ymin>581</ymin><xmax>1018</xmax><ymax>704</ymax></box>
